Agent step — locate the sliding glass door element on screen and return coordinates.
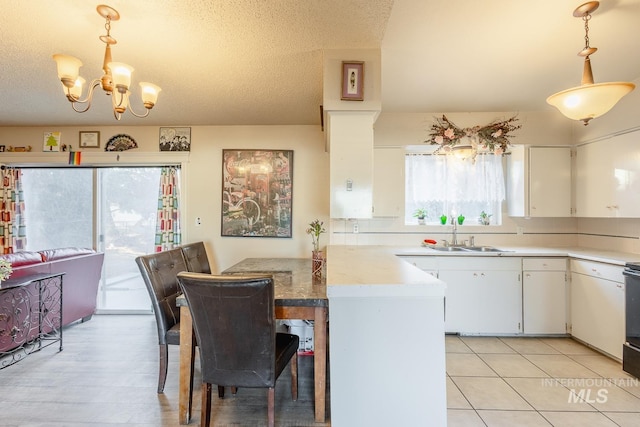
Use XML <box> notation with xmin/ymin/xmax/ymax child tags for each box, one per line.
<box><xmin>21</xmin><ymin>166</ymin><xmax>176</xmax><ymax>313</ymax></box>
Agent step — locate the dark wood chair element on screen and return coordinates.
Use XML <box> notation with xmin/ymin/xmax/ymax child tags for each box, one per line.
<box><xmin>182</xmin><ymin>241</ymin><xmax>211</xmax><ymax>274</ymax></box>
<box><xmin>135</xmin><ymin>248</ymin><xmax>191</xmax><ymax>393</ymax></box>
<box><xmin>176</xmin><ymin>272</ymin><xmax>299</xmax><ymax>427</ymax></box>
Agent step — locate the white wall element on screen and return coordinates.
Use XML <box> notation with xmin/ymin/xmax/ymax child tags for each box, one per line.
<box><xmin>0</xmin><ymin>125</ymin><xmax>330</xmax><ymax>271</ymax></box>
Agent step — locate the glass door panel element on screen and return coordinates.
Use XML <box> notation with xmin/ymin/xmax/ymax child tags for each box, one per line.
<box><xmin>96</xmin><ymin>168</ymin><xmax>162</xmax><ymax>313</ymax></box>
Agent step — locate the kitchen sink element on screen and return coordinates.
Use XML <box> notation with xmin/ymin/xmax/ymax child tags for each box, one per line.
<box><xmin>463</xmin><ymin>246</ymin><xmax>506</xmax><ymax>252</ymax></box>
<box><xmin>429</xmin><ymin>246</ymin><xmax>468</xmax><ymax>252</ymax></box>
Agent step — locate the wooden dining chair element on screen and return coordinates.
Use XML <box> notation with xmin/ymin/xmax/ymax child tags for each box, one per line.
<box><xmin>176</xmin><ymin>272</ymin><xmax>299</xmax><ymax>427</ymax></box>
<box><xmin>136</xmin><ymin>248</ymin><xmax>190</xmax><ymax>393</ymax></box>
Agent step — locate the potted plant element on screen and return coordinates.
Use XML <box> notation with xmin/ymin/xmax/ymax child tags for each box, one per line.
<box><xmin>480</xmin><ymin>211</ymin><xmax>492</xmax><ymax>225</ymax></box>
<box><xmin>306</xmin><ymin>219</ymin><xmax>326</xmax><ymax>277</ymax></box>
<box><xmin>413</xmin><ymin>208</ymin><xmax>427</xmax><ymax>225</ymax></box>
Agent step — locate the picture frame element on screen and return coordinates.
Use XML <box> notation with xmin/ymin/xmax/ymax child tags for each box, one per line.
<box><xmin>43</xmin><ymin>131</ymin><xmax>61</xmax><ymax>152</ymax></box>
<box><xmin>222</xmin><ymin>149</ymin><xmax>293</xmax><ymax>238</ymax></box>
<box><xmin>159</xmin><ymin>127</ymin><xmax>191</xmax><ymax>151</ymax></box>
<box><xmin>79</xmin><ymin>131</ymin><xmax>100</xmax><ymax>148</ymax></box>
<box><xmin>341</xmin><ymin>61</ymin><xmax>364</xmax><ymax>101</ymax></box>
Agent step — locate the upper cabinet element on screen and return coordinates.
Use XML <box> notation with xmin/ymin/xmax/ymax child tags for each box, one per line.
<box><xmin>507</xmin><ymin>145</ymin><xmax>572</xmax><ymax>217</ymax></box>
<box><xmin>372</xmin><ymin>147</ymin><xmax>404</xmax><ymax>217</ymax></box>
<box><xmin>575</xmin><ymin>131</ymin><xmax>640</xmax><ymax>218</ymax></box>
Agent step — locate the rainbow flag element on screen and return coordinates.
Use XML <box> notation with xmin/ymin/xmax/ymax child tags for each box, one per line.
<box><xmin>68</xmin><ymin>151</ymin><xmax>81</xmax><ymax>165</ymax></box>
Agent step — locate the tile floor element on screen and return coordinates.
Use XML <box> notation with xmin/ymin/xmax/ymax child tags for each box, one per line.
<box><xmin>446</xmin><ymin>335</ymin><xmax>640</xmax><ymax>426</ymax></box>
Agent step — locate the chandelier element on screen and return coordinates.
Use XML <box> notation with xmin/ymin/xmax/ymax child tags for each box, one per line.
<box><xmin>52</xmin><ymin>5</ymin><xmax>161</xmax><ymax>120</ymax></box>
<box><xmin>546</xmin><ymin>1</ymin><xmax>635</xmax><ymax>126</ymax></box>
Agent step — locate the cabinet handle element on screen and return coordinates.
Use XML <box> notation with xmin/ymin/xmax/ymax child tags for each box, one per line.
<box><xmin>617</xmin><ymin>284</ymin><xmax>623</xmax><ymax>289</ymax></box>
<box><xmin>525</xmin><ymin>273</ymin><xmax>531</xmax><ymax>278</ymax></box>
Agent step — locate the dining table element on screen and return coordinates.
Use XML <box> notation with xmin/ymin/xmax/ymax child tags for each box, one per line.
<box><xmin>176</xmin><ymin>257</ymin><xmax>329</xmax><ymax>424</ymax></box>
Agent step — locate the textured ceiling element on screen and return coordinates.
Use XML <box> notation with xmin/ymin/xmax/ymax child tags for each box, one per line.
<box><xmin>1</xmin><ymin>0</ymin><xmax>639</xmax><ymax>127</ymax></box>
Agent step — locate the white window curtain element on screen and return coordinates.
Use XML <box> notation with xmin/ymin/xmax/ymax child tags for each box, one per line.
<box><xmin>405</xmin><ymin>154</ymin><xmax>505</xmax><ymax>224</ymax></box>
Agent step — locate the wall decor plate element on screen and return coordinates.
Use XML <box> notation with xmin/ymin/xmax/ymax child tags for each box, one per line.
<box><xmin>105</xmin><ymin>134</ymin><xmax>138</xmax><ymax>151</ymax></box>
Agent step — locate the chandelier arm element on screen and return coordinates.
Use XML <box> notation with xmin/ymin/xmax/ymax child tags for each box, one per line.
<box><xmin>126</xmin><ymin>103</ymin><xmax>151</xmax><ymax>118</ymax></box>
<box><xmin>67</xmin><ymin>79</ymin><xmax>102</xmax><ymax>113</ymax></box>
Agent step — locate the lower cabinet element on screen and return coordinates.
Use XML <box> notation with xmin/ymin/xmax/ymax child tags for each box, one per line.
<box><xmin>438</xmin><ymin>257</ymin><xmax>522</xmax><ymax>335</ymax></box>
<box><xmin>570</xmin><ymin>259</ymin><xmax>625</xmax><ymax>360</ymax></box>
<box><xmin>522</xmin><ymin>258</ymin><xmax>568</xmax><ymax>334</ymax></box>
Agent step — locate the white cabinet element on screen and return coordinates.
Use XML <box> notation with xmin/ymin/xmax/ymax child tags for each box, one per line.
<box><xmin>438</xmin><ymin>257</ymin><xmax>522</xmax><ymax>335</ymax></box>
<box><xmin>400</xmin><ymin>256</ymin><xmax>438</xmax><ymax>277</ymax></box>
<box><xmin>570</xmin><ymin>259</ymin><xmax>625</xmax><ymax>359</ymax></box>
<box><xmin>575</xmin><ymin>131</ymin><xmax>640</xmax><ymax>218</ymax></box>
<box><xmin>522</xmin><ymin>258</ymin><xmax>568</xmax><ymax>335</ymax></box>
<box><xmin>328</xmin><ymin>111</ymin><xmax>376</xmax><ymax>218</ymax></box>
<box><xmin>507</xmin><ymin>145</ymin><xmax>572</xmax><ymax>217</ymax></box>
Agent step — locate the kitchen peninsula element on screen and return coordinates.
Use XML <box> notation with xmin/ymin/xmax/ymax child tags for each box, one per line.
<box><xmin>326</xmin><ymin>245</ymin><xmax>447</xmax><ymax>427</ymax></box>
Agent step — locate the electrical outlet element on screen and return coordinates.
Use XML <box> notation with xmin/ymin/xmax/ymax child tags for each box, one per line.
<box><xmin>516</xmin><ymin>226</ymin><xmax>524</xmax><ymax>235</ymax></box>
<box><xmin>196</xmin><ymin>217</ymin><xmax>202</xmax><ymax>226</ymax></box>
<box><xmin>353</xmin><ymin>223</ymin><xmax>359</xmax><ymax>233</ymax></box>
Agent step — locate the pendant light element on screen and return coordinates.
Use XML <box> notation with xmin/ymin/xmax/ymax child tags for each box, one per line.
<box><xmin>546</xmin><ymin>1</ymin><xmax>635</xmax><ymax>126</ymax></box>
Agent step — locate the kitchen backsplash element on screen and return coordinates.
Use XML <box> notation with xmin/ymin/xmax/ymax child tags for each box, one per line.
<box><xmin>329</xmin><ymin>216</ymin><xmax>640</xmax><ymax>254</ymax></box>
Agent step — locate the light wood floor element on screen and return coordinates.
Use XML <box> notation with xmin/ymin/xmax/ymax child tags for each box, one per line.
<box><xmin>0</xmin><ymin>314</ymin><xmax>329</xmax><ymax>427</ymax></box>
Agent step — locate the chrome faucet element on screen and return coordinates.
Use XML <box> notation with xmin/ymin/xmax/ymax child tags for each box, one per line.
<box><xmin>450</xmin><ymin>216</ymin><xmax>458</xmax><ymax>246</ymax></box>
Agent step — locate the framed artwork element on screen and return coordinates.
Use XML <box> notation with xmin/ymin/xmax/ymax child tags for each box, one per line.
<box><xmin>341</xmin><ymin>61</ymin><xmax>364</xmax><ymax>101</ymax></box>
<box><xmin>159</xmin><ymin>127</ymin><xmax>191</xmax><ymax>151</ymax></box>
<box><xmin>79</xmin><ymin>131</ymin><xmax>100</xmax><ymax>148</ymax></box>
<box><xmin>43</xmin><ymin>132</ymin><xmax>61</xmax><ymax>152</ymax></box>
<box><xmin>222</xmin><ymin>149</ymin><xmax>293</xmax><ymax>238</ymax></box>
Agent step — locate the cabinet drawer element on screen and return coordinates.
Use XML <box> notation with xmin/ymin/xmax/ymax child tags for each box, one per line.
<box><xmin>523</xmin><ymin>258</ymin><xmax>567</xmax><ymax>271</ymax></box>
<box><xmin>570</xmin><ymin>259</ymin><xmax>624</xmax><ymax>283</ymax></box>
<box><xmin>438</xmin><ymin>256</ymin><xmax>521</xmax><ymax>271</ymax></box>
<box><xmin>400</xmin><ymin>256</ymin><xmax>438</xmax><ymax>271</ymax></box>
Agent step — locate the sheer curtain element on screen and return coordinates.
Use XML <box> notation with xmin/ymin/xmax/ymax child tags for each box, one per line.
<box><xmin>405</xmin><ymin>154</ymin><xmax>505</xmax><ymax>224</ymax></box>
<box><xmin>154</xmin><ymin>166</ymin><xmax>182</xmax><ymax>252</ymax></box>
<box><xmin>0</xmin><ymin>167</ymin><xmax>26</xmax><ymax>253</ymax></box>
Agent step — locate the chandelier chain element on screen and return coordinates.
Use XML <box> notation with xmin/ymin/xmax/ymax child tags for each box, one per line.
<box><xmin>583</xmin><ymin>12</ymin><xmax>591</xmax><ymax>50</ymax></box>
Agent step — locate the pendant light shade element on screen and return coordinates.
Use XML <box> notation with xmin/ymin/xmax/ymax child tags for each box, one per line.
<box><xmin>546</xmin><ymin>1</ymin><xmax>635</xmax><ymax>126</ymax></box>
<box><xmin>547</xmin><ymin>81</ymin><xmax>635</xmax><ymax>124</ymax></box>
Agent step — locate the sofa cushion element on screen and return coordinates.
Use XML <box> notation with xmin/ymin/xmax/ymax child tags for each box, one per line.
<box><xmin>0</xmin><ymin>251</ymin><xmax>43</xmax><ymax>267</ymax></box>
<box><xmin>39</xmin><ymin>247</ymin><xmax>96</xmax><ymax>262</ymax></box>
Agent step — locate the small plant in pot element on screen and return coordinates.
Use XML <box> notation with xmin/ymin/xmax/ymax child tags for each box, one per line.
<box><xmin>306</xmin><ymin>219</ymin><xmax>326</xmax><ymax>277</ymax></box>
<box><xmin>413</xmin><ymin>208</ymin><xmax>427</xmax><ymax>225</ymax></box>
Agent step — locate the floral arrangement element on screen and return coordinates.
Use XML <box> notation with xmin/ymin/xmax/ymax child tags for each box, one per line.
<box><xmin>306</xmin><ymin>219</ymin><xmax>325</xmax><ymax>252</ymax></box>
<box><xmin>427</xmin><ymin>115</ymin><xmax>521</xmax><ymax>156</ymax></box>
<box><xmin>0</xmin><ymin>258</ymin><xmax>12</xmax><ymax>282</ymax></box>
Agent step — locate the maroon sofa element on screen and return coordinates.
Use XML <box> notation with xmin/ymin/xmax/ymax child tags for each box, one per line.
<box><xmin>1</xmin><ymin>247</ymin><xmax>105</xmax><ymax>327</ymax></box>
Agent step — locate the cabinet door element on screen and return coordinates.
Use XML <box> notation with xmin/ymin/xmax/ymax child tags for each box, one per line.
<box><xmin>610</xmin><ymin>132</ymin><xmax>640</xmax><ymax>217</ymax></box>
<box><xmin>529</xmin><ymin>147</ymin><xmax>572</xmax><ymax>217</ymax></box>
<box><xmin>373</xmin><ymin>147</ymin><xmax>404</xmax><ymax>217</ymax></box>
<box><xmin>523</xmin><ymin>271</ymin><xmax>567</xmax><ymax>334</ymax></box>
<box><xmin>441</xmin><ymin>269</ymin><xmax>521</xmax><ymax>335</ymax></box>
<box><xmin>571</xmin><ymin>272</ymin><xmax>625</xmax><ymax>359</ymax></box>
<box><xmin>576</xmin><ymin>141</ymin><xmax>613</xmax><ymax>217</ymax></box>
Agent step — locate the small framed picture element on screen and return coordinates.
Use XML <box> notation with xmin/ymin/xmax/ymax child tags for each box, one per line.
<box><xmin>159</xmin><ymin>127</ymin><xmax>191</xmax><ymax>151</ymax></box>
<box><xmin>79</xmin><ymin>131</ymin><xmax>100</xmax><ymax>148</ymax></box>
<box><xmin>341</xmin><ymin>61</ymin><xmax>364</xmax><ymax>101</ymax></box>
<box><xmin>43</xmin><ymin>131</ymin><xmax>61</xmax><ymax>152</ymax></box>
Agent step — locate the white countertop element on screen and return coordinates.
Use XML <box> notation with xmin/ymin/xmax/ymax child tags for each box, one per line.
<box><xmin>324</xmin><ymin>244</ymin><xmax>640</xmax><ymax>298</ymax></box>
<box><xmin>394</xmin><ymin>245</ymin><xmax>640</xmax><ymax>266</ymax></box>
<box><xmin>325</xmin><ymin>245</ymin><xmax>446</xmax><ymax>298</ymax></box>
